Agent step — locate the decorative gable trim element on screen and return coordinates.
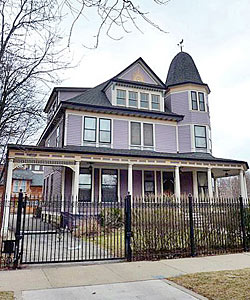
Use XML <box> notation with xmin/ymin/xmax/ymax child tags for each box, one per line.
<box><xmin>111</xmin><ymin>57</ymin><xmax>166</xmax><ymax>88</ymax></box>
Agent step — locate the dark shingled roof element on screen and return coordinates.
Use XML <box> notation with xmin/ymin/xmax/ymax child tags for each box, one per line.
<box><xmin>62</xmin><ymin>80</ymin><xmax>183</xmax><ymax>121</ymax></box>
<box><xmin>63</xmin><ymin>81</ymin><xmax>112</xmax><ymax>107</ymax></box>
<box><xmin>166</xmin><ymin>52</ymin><xmax>209</xmax><ymax>90</ymax></box>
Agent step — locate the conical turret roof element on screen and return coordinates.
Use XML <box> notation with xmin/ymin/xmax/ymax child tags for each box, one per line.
<box><xmin>166</xmin><ymin>52</ymin><xmax>209</xmax><ymax>91</ymax></box>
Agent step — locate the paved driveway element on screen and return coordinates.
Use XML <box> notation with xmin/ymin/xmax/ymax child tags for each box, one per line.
<box><xmin>22</xmin><ymin>280</ymin><xmax>199</xmax><ymax>300</ymax></box>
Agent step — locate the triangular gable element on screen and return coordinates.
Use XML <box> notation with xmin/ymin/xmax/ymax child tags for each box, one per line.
<box><xmin>113</xmin><ymin>58</ymin><xmax>165</xmax><ymax>87</ymax></box>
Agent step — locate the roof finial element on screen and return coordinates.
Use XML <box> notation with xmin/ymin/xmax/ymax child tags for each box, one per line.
<box><xmin>177</xmin><ymin>39</ymin><xmax>184</xmax><ymax>52</ymax></box>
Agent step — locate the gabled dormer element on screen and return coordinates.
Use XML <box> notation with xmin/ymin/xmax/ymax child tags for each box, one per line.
<box><xmin>103</xmin><ymin>57</ymin><xmax>166</xmax><ymax>112</ymax></box>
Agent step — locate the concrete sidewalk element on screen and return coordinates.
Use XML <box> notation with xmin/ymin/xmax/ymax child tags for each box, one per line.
<box><xmin>0</xmin><ymin>252</ymin><xmax>250</xmax><ymax>299</ymax></box>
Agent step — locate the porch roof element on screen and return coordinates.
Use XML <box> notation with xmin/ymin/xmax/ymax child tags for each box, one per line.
<box><xmin>7</xmin><ymin>144</ymin><xmax>249</xmax><ymax>169</ymax></box>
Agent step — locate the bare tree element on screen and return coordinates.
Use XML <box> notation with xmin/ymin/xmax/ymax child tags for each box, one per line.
<box><xmin>0</xmin><ymin>0</ymin><xmax>170</xmax><ymax>163</ymax></box>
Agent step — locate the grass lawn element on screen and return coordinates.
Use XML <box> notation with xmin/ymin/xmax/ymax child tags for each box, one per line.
<box><xmin>90</xmin><ymin>229</ymin><xmax>125</xmax><ymax>256</ymax></box>
<box><xmin>168</xmin><ymin>268</ymin><xmax>250</xmax><ymax>300</ymax></box>
<box><xmin>0</xmin><ymin>292</ymin><xmax>14</xmax><ymax>300</ymax></box>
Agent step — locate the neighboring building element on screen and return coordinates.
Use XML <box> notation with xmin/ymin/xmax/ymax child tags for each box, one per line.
<box><xmin>0</xmin><ymin>167</ymin><xmax>43</xmax><ymax>198</ymax></box>
<box><xmin>4</xmin><ymin>51</ymin><xmax>249</xmax><ymax>203</ymax></box>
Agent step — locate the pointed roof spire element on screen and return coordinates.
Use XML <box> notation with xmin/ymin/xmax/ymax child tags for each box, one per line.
<box><xmin>166</xmin><ymin>52</ymin><xmax>210</xmax><ymax>92</ymax></box>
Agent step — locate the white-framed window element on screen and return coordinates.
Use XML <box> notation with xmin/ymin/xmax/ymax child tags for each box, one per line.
<box><xmin>55</xmin><ymin>126</ymin><xmax>60</xmax><ymax>147</ymax></box>
<box><xmin>191</xmin><ymin>91</ymin><xmax>198</xmax><ymax>110</ymax></box>
<box><xmin>83</xmin><ymin>116</ymin><xmax>112</xmax><ymax>147</ymax></box>
<box><xmin>194</xmin><ymin>125</ymin><xmax>207</xmax><ymax>149</ymax></box>
<box><xmin>191</xmin><ymin>91</ymin><xmax>206</xmax><ymax>112</ymax></box>
<box><xmin>151</xmin><ymin>94</ymin><xmax>160</xmax><ymax>110</ymax></box>
<box><xmin>117</xmin><ymin>89</ymin><xmax>126</xmax><ymax>106</ymax></box>
<box><xmin>83</xmin><ymin>117</ymin><xmax>97</xmax><ymax>143</ymax></box>
<box><xmin>130</xmin><ymin>121</ymin><xmax>154</xmax><ymax>150</ymax></box>
<box><xmin>140</xmin><ymin>93</ymin><xmax>149</xmax><ymax>109</ymax></box>
<box><xmin>99</xmin><ymin>118</ymin><xmax>111</xmax><ymax>144</ymax></box>
<box><xmin>129</xmin><ymin>91</ymin><xmax>138</xmax><ymax>107</ymax></box>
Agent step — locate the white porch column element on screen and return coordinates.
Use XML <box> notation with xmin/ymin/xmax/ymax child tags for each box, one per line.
<box><xmin>128</xmin><ymin>164</ymin><xmax>133</xmax><ymax>198</ymax></box>
<box><xmin>174</xmin><ymin>166</ymin><xmax>181</xmax><ymax>200</ymax></box>
<box><xmin>192</xmin><ymin>170</ymin><xmax>198</xmax><ymax>199</ymax></box>
<box><xmin>243</xmin><ymin>172</ymin><xmax>248</xmax><ymax>199</ymax></box>
<box><xmin>61</xmin><ymin>167</ymin><xmax>65</xmax><ymax>212</ymax></box>
<box><xmin>214</xmin><ymin>178</ymin><xmax>219</xmax><ymax>198</ymax></box>
<box><xmin>72</xmin><ymin>161</ymin><xmax>80</xmax><ymax>214</ymax></box>
<box><xmin>207</xmin><ymin>167</ymin><xmax>213</xmax><ymax>199</ymax></box>
<box><xmin>2</xmin><ymin>159</ymin><xmax>14</xmax><ymax>233</ymax></box>
<box><xmin>239</xmin><ymin>169</ymin><xmax>247</xmax><ymax>199</ymax></box>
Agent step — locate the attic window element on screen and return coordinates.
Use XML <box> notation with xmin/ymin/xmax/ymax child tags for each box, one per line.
<box><xmin>152</xmin><ymin>94</ymin><xmax>160</xmax><ymax>110</ymax></box>
<box><xmin>117</xmin><ymin>89</ymin><xmax>126</xmax><ymax>106</ymax></box>
<box><xmin>129</xmin><ymin>91</ymin><xmax>138</xmax><ymax>107</ymax></box>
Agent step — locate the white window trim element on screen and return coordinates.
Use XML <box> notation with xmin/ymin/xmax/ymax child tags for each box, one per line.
<box><xmin>129</xmin><ymin>120</ymin><xmax>155</xmax><ymax>151</ymax></box>
<box><xmin>82</xmin><ymin>115</ymin><xmax>113</xmax><ymax>148</ymax></box>
<box><xmin>114</xmin><ymin>85</ymin><xmax>163</xmax><ymax>112</ymax></box>
<box><xmin>189</xmin><ymin>90</ymin><xmax>207</xmax><ymax>112</ymax></box>
<box><xmin>191</xmin><ymin>124</ymin><xmax>210</xmax><ymax>152</ymax></box>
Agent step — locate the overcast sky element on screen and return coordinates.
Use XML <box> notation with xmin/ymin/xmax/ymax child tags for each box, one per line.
<box><xmin>58</xmin><ymin>0</ymin><xmax>250</xmax><ymax>164</ymax></box>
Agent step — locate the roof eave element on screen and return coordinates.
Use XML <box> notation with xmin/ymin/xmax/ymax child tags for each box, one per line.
<box><xmin>166</xmin><ymin>81</ymin><xmax>211</xmax><ymax>94</ymax></box>
<box><xmin>62</xmin><ymin>101</ymin><xmax>184</xmax><ymax>121</ymax></box>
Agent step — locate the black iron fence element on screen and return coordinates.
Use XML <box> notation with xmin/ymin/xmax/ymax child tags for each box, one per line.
<box><xmin>0</xmin><ymin>193</ymin><xmax>249</xmax><ymax>268</ymax></box>
<box><xmin>130</xmin><ymin>195</ymin><xmax>250</xmax><ymax>261</ymax></box>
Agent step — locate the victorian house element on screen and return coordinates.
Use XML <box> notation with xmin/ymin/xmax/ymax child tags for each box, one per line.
<box><xmin>5</xmin><ymin>51</ymin><xmax>249</xmax><ymax>204</ymax></box>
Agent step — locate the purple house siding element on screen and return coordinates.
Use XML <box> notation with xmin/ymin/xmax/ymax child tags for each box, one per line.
<box><xmin>170</xmin><ymin>91</ymin><xmax>210</xmax><ymax>126</ymax></box>
<box><xmin>113</xmin><ymin>119</ymin><xmax>129</xmax><ymax>149</ymax></box>
<box><xmin>155</xmin><ymin>124</ymin><xmax>177</xmax><ymax>153</ymax></box>
<box><xmin>133</xmin><ymin>170</ymin><xmax>142</xmax><ymax>197</ymax></box>
<box><xmin>119</xmin><ymin>64</ymin><xmax>157</xmax><ymax>85</ymax></box>
<box><xmin>94</xmin><ymin>168</ymin><xmax>99</xmax><ymax>202</ymax></box>
<box><xmin>120</xmin><ymin>169</ymin><xmax>128</xmax><ymax>199</ymax></box>
<box><xmin>178</xmin><ymin>126</ymin><xmax>191</xmax><ymax>153</ymax></box>
<box><xmin>157</xmin><ymin>171</ymin><xmax>161</xmax><ymax>195</ymax></box>
<box><xmin>165</xmin><ymin>94</ymin><xmax>171</xmax><ymax>111</ymax></box>
<box><xmin>64</xmin><ymin>167</ymin><xmax>72</xmax><ymax>198</ymax></box>
<box><xmin>66</xmin><ymin>114</ymin><xmax>82</xmax><ymax>146</ymax></box>
<box><xmin>180</xmin><ymin>172</ymin><xmax>193</xmax><ymax>195</ymax></box>
<box><xmin>52</xmin><ymin>169</ymin><xmax>62</xmax><ymax>196</ymax></box>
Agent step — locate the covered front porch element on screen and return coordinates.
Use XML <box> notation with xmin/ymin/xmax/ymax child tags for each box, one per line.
<box><xmin>4</xmin><ymin>145</ymin><xmax>249</xmax><ymax>204</ymax></box>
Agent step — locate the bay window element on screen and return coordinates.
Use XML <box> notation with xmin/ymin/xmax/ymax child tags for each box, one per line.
<box><xmin>194</xmin><ymin>125</ymin><xmax>207</xmax><ymax>149</ymax></box>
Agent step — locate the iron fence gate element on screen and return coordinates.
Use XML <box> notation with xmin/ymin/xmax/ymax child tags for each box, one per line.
<box><xmin>0</xmin><ymin>193</ymin><xmax>249</xmax><ymax>268</ymax></box>
<box><xmin>1</xmin><ymin>193</ymin><xmax>131</xmax><ymax>266</ymax></box>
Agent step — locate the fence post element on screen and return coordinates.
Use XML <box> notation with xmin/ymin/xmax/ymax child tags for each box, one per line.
<box><xmin>13</xmin><ymin>190</ymin><xmax>24</xmax><ymax>269</ymax></box>
<box><xmin>125</xmin><ymin>193</ymin><xmax>132</xmax><ymax>262</ymax></box>
<box><xmin>188</xmin><ymin>194</ymin><xmax>195</xmax><ymax>257</ymax></box>
<box><xmin>239</xmin><ymin>195</ymin><xmax>247</xmax><ymax>252</ymax></box>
